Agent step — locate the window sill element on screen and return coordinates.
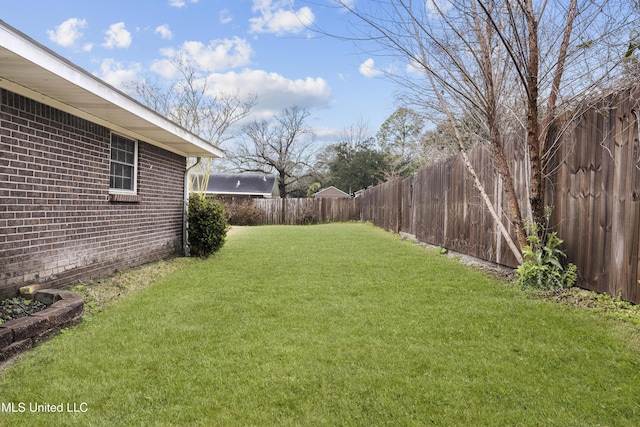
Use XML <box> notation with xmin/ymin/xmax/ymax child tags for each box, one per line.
<box><xmin>109</xmin><ymin>193</ymin><xmax>142</xmax><ymax>203</ymax></box>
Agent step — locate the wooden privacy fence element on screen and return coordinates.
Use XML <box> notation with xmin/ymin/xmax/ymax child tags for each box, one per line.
<box><xmin>248</xmin><ymin>197</ymin><xmax>361</xmax><ymax>225</ymax></box>
<box><xmin>362</xmin><ymin>86</ymin><xmax>640</xmax><ymax>303</ymax></box>
<box><xmin>546</xmin><ymin>89</ymin><xmax>640</xmax><ymax>301</ymax></box>
<box><xmin>362</xmin><ymin>137</ymin><xmax>524</xmax><ymax>268</ymax></box>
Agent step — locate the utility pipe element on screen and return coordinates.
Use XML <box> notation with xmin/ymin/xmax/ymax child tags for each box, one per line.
<box><xmin>183</xmin><ymin>157</ymin><xmax>202</xmax><ymax>256</ymax></box>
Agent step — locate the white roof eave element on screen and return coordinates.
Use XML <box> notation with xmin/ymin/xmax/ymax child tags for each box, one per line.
<box><xmin>0</xmin><ymin>20</ymin><xmax>224</xmax><ymax>159</ymax></box>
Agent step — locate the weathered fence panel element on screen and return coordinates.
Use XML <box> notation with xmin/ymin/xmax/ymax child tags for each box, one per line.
<box><xmin>546</xmin><ymin>88</ymin><xmax>640</xmax><ymax>302</ymax></box>
<box><xmin>361</xmin><ymin>179</ymin><xmax>402</xmax><ymax>233</ymax></box>
<box><xmin>363</xmin><ymin>138</ymin><xmax>524</xmax><ymax>268</ymax></box>
<box><xmin>360</xmin><ymin>86</ymin><xmax>640</xmax><ymax>303</ymax></box>
<box><xmin>248</xmin><ymin>197</ymin><xmax>361</xmax><ymax>225</ymax></box>
<box><xmin>401</xmin><ymin>176</ymin><xmax>414</xmax><ymax>234</ymax></box>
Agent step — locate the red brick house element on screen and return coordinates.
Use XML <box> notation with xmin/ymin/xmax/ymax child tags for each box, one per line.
<box><xmin>0</xmin><ymin>21</ymin><xmax>223</xmax><ymax>299</ymax></box>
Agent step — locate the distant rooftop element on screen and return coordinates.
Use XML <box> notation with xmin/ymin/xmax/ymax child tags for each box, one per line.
<box><xmin>203</xmin><ymin>173</ymin><xmax>277</xmax><ymax>197</ymax></box>
<box><xmin>314</xmin><ymin>186</ymin><xmax>351</xmax><ymax>198</ymax></box>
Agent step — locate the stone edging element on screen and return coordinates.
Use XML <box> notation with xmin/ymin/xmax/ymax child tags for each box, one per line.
<box><xmin>0</xmin><ymin>289</ymin><xmax>84</xmax><ymax>362</ymax></box>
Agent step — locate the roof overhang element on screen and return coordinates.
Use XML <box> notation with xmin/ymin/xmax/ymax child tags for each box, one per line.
<box><xmin>0</xmin><ymin>20</ymin><xmax>224</xmax><ymax>159</ymax></box>
<box><xmin>205</xmin><ymin>191</ymin><xmax>274</xmax><ymax>197</ymax></box>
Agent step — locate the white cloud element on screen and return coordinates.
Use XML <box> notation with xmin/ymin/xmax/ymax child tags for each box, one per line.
<box><xmin>426</xmin><ymin>0</ymin><xmax>452</xmax><ymax>15</ymax></box>
<box><xmin>206</xmin><ymin>69</ymin><xmax>331</xmax><ymax>115</ymax></box>
<box><xmin>47</xmin><ymin>18</ymin><xmax>87</xmax><ymax>47</ymax></box>
<box><xmin>150</xmin><ymin>58</ymin><xmax>178</xmax><ymax>79</ymax></box>
<box><xmin>313</xmin><ymin>125</ymin><xmax>343</xmax><ymax>142</ymax></box>
<box><xmin>96</xmin><ymin>58</ymin><xmax>141</xmax><ymax>90</ymax></box>
<box><xmin>154</xmin><ymin>24</ymin><xmax>172</xmax><ymax>40</ymax></box>
<box><xmin>169</xmin><ymin>0</ymin><xmax>198</xmax><ymax>7</ymax></box>
<box><xmin>359</xmin><ymin>58</ymin><xmax>383</xmax><ymax>78</ymax></box>
<box><xmin>250</xmin><ymin>0</ymin><xmax>314</xmax><ymax>35</ymax></box>
<box><xmin>219</xmin><ymin>9</ymin><xmax>233</xmax><ymax>24</ymax></box>
<box><xmin>406</xmin><ymin>59</ymin><xmax>423</xmax><ymax>74</ymax></box>
<box><xmin>333</xmin><ymin>0</ymin><xmax>355</xmax><ymax>9</ymax></box>
<box><xmin>103</xmin><ymin>22</ymin><xmax>132</xmax><ymax>49</ymax></box>
<box><xmin>156</xmin><ymin>37</ymin><xmax>253</xmax><ymax>73</ymax></box>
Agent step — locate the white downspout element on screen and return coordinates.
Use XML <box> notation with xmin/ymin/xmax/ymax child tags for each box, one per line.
<box><xmin>183</xmin><ymin>157</ymin><xmax>202</xmax><ymax>256</ymax></box>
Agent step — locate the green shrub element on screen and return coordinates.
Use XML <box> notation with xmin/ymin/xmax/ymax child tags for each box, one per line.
<box><xmin>226</xmin><ymin>202</ymin><xmax>263</xmax><ymax>226</ymax></box>
<box><xmin>187</xmin><ymin>194</ymin><xmax>229</xmax><ymax>258</ymax></box>
<box><xmin>516</xmin><ymin>222</ymin><xmax>577</xmax><ymax>291</ymax></box>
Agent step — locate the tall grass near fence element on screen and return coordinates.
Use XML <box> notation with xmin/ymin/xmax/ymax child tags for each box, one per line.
<box><xmin>1</xmin><ymin>223</ymin><xmax>640</xmax><ymax>425</ymax></box>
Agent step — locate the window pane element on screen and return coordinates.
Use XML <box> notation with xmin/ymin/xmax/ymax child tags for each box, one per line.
<box><xmin>109</xmin><ymin>134</ymin><xmax>136</xmax><ymax>191</ymax></box>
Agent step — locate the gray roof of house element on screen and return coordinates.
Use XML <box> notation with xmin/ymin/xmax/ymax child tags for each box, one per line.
<box><xmin>205</xmin><ymin>173</ymin><xmax>276</xmax><ymax>196</ymax></box>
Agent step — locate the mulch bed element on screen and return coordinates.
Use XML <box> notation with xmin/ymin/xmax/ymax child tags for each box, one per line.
<box><xmin>0</xmin><ymin>297</ymin><xmax>48</xmax><ymax>323</ymax></box>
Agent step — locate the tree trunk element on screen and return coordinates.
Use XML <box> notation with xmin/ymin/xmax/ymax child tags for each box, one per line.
<box><xmin>472</xmin><ymin>0</ymin><xmax>528</xmax><ymax>253</ymax></box>
<box><xmin>539</xmin><ymin>0</ymin><xmax>578</xmax><ymax>203</ymax></box>
<box><xmin>278</xmin><ymin>170</ymin><xmax>287</xmax><ymax>198</ymax></box>
<box><xmin>525</xmin><ymin>0</ymin><xmax>545</xmax><ymax>231</ymax></box>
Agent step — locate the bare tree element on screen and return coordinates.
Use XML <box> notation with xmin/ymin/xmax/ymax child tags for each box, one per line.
<box><xmin>129</xmin><ymin>54</ymin><xmax>256</xmax><ymax>193</ymax></box>
<box><xmin>231</xmin><ymin>106</ymin><xmax>317</xmax><ymax>198</ymax></box>
<box><xmin>324</xmin><ymin>0</ymin><xmax>638</xmax><ymax>262</ymax></box>
<box><xmin>339</xmin><ymin>116</ymin><xmax>373</xmax><ymax>149</ymax></box>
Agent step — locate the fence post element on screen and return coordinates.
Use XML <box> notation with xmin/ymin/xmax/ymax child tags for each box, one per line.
<box><xmin>280</xmin><ymin>197</ymin><xmax>285</xmax><ymax>224</ymax></box>
<box><xmin>396</xmin><ymin>179</ymin><xmax>403</xmax><ymax>233</ymax></box>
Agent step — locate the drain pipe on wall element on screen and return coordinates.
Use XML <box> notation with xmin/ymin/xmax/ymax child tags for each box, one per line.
<box><xmin>183</xmin><ymin>157</ymin><xmax>202</xmax><ymax>257</ymax></box>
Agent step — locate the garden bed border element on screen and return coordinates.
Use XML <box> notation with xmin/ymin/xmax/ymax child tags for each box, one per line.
<box><xmin>0</xmin><ymin>289</ymin><xmax>84</xmax><ymax>362</ymax></box>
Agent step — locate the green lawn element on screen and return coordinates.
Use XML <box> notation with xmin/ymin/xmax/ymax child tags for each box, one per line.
<box><xmin>1</xmin><ymin>223</ymin><xmax>640</xmax><ymax>426</ymax></box>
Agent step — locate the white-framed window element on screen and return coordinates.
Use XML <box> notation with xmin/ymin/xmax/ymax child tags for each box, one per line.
<box><xmin>109</xmin><ymin>133</ymin><xmax>137</xmax><ymax>193</ymax></box>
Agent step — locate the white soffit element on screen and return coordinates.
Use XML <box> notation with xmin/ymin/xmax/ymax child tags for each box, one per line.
<box><xmin>0</xmin><ymin>20</ymin><xmax>224</xmax><ymax>159</ymax></box>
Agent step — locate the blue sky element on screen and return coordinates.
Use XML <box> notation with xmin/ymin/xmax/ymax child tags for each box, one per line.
<box><xmin>1</xmin><ymin>0</ymin><xmax>401</xmax><ymax>144</ymax></box>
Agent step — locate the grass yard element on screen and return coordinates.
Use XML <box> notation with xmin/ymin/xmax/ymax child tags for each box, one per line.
<box><xmin>1</xmin><ymin>223</ymin><xmax>640</xmax><ymax>426</ymax></box>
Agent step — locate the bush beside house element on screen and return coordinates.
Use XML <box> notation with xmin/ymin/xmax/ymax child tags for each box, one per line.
<box><xmin>187</xmin><ymin>195</ymin><xmax>228</xmax><ymax>258</ymax></box>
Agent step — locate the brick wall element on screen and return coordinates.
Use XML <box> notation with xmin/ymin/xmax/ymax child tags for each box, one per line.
<box><xmin>0</xmin><ymin>89</ymin><xmax>186</xmax><ymax>299</ymax></box>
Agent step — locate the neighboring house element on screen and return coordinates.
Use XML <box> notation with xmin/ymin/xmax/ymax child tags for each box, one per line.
<box><xmin>313</xmin><ymin>186</ymin><xmax>351</xmax><ymax>198</ymax></box>
<box><xmin>0</xmin><ymin>21</ymin><xmax>223</xmax><ymax>299</ymax></box>
<box><xmin>200</xmin><ymin>173</ymin><xmax>277</xmax><ymax>200</ymax></box>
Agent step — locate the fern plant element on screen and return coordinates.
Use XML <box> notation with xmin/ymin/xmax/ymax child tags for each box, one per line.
<box><xmin>516</xmin><ymin>218</ymin><xmax>577</xmax><ymax>291</ymax></box>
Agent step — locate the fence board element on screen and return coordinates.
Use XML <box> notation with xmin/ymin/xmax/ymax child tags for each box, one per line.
<box><xmin>239</xmin><ymin>197</ymin><xmax>361</xmax><ymax>225</ymax></box>
<box><xmin>360</xmin><ymin>86</ymin><xmax>640</xmax><ymax>303</ymax></box>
